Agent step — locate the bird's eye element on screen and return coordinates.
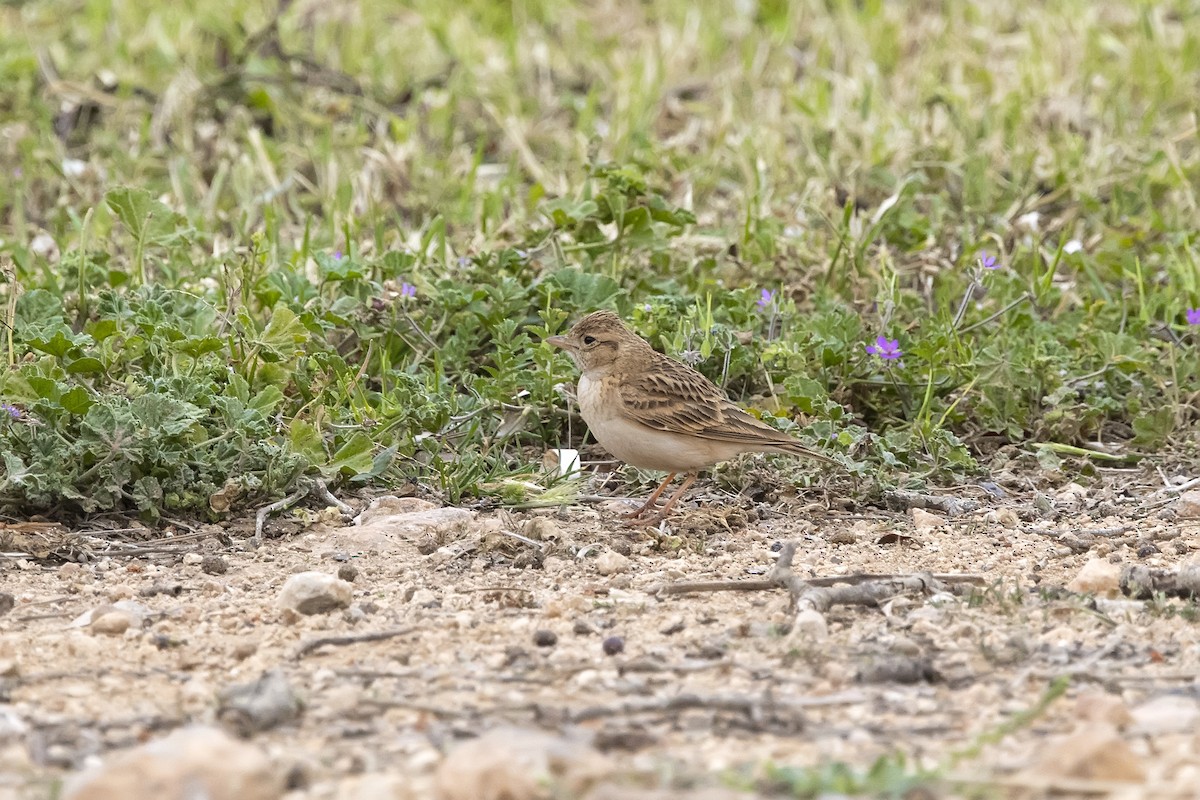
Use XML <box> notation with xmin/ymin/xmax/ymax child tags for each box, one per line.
<box><xmin>582</xmin><ymin>335</ymin><xmax>597</xmax><ymax>346</ymax></box>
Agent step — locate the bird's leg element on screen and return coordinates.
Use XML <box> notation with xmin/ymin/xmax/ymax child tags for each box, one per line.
<box><xmin>623</xmin><ymin>472</ymin><xmax>676</xmax><ymax>519</ymax></box>
<box><xmin>627</xmin><ymin>473</ymin><xmax>697</xmax><ymax>527</ymax></box>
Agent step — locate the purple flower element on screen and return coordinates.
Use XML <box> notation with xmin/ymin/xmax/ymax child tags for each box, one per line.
<box><xmin>865</xmin><ymin>336</ymin><xmax>902</xmax><ymax>360</ymax></box>
<box><xmin>643</xmin><ymin>304</ymin><xmax>652</xmax><ymax>313</ymax></box>
<box><xmin>0</xmin><ymin>404</ymin><xmax>20</xmax><ymax>419</ymax></box>
<box><xmin>333</xmin><ymin>249</ymin><xmax>343</xmax><ymax>261</ymax></box>
<box><xmin>979</xmin><ymin>252</ymin><xmax>998</xmax><ymax>270</ymax></box>
<box><xmin>399</xmin><ymin>281</ymin><xmax>417</xmax><ymax>299</ymax></box>
<box><xmin>757</xmin><ymin>289</ymin><xmax>777</xmax><ymax>309</ymax></box>
<box><xmin>1187</xmin><ymin>308</ymin><xmax>1200</xmax><ymax>325</ymax></box>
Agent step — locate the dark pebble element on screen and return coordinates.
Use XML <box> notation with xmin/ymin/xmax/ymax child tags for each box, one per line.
<box><xmin>200</xmin><ymin>555</ymin><xmax>228</xmax><ymax>575</ymax></box>
<box><xmin>533</xmin><ymin>629</ymin><xmax>558</xmax><ymax>647</ymax></box>
<box><xmin>337</xmin><ymin>564</ymin><xmax>359</xmax><ymax>582</ymax></box>
<box><xmin>602</xmin><ymin>636</ymin><xmax>625</xmax><ymax>656</ymax></box>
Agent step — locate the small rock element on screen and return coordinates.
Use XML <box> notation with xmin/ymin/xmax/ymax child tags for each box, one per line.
<box><xmin>660</xmin><ymin>618</ymin><xmax>685</xmax><ymax>636</ymax></box>
<box><xmin>910</xmin><ymin>508</ymin><xmax>947</xmax><ymax>531</ymax></box>
<box><xmin>792</xmin><ymin>608</ymin><xmax>828</xmax><ymax>640</ymax></box>
<box><xmin>601</xmin><ymin>636</ymin><xmax>624</xmax><ymax>656</ymax></box>
<box><xmin>231</xmin><ymin>639</ymin><xmax>259</xmax><ymax>661</ymax></box>
<box><xmin>277</xmin><ymin>572</ymin><xmax>353</xmax><ymax>615</ymax></box>
<box><xmin>433</xmin><ymin>727</ymin><xmax>611</xmax><ymax>800</ymax></box>
<box><xmin>59</xmin><ymin>563</ymin><xmax>86</xmax><ymax>581</ymax></box>
<box><xmin>827</xmin><ymin>529</ymin><xmax>857</xmax><ymax>544</ymax></box>
<box><xmin>1021</xmin><ymin>724</ymin><xmax>1146</xmax><ymax>783</ymax></box>
<box><xmin>90</xmin><ymin>611</ymin><xmax>132</xmax><ymax>635</ymax></box>
<box><xmin>0</xmin><ymin>593</ymin><xmax>13</xmax><ymax>617</ymax></box>
<box><xmin>409</xmin><ymin>588</ymin><xmax>440</xmax><ymax>608</ymax></box>
<box><xmin>218</xmin><ymin>669</ymin><xmax>303</xmax><ymax>737</ymax></box>
<box><xmin>337</xmin><ymin>564</ymin><xmax>358</xmax><ymax>582</ymax></box>
<box><xmin>984</xmin><ymin>508</ymin><xmax>1021</xmax><ymax>528</ymax></box>
<box><xmin>201</xmin><ymin>555</ymin><xmax>228</xmax><ymax>575</ymax></box>
<box><xmin>533</xmin><ymin>630</ymin><xmax>557</xmax><ymax>647</ymax></box>
<box><xmin>522</xmin><ymin>517</ymin><xmax>561</xmax><ymax>542</ymax></box>
<box><xmin>1175</xmin><ymin>490</ymin><xmax>1200</xmax><ymax>519</ymax></box>
<box><xmin>182</xmin><ymin>553</ymin><xmax>204</xmax><ymax>566</ymax></box>
<box><xmin>62</xmin><ymin>725</ymin><xmax>285</xmax><ymax>800</ymax></box>
<box><xmin>594</xmin><ymin>550</ymin><xmax>631</xmax><ymax>576</ymax></box>
<box><xmin>0</xmin><ymin>659</ymin><xmax>19</xmax><ymax>678</ymax></box>
<box><xmin>1067</xmin><ymin>559</ymin><xmax>1122</xmax><ymax>597</ymax></box>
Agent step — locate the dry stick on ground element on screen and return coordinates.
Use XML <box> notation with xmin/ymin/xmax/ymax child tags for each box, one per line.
<box><xmin>565</xmin><ymin>689</ymin><xmax>867</xmax><ymax>729</ymax></box>
<box><xmin>293</xmin><ymin>627</ymin><xmax>415</xmax><ymax>659</ymax></box>
<box><xmin>884</xmin><ymin>489</ymin><xmax>982</xmax><ymax>517</ymax></box>
<box><xmin>655</xmin><ymin>544</ymin><xmax>984</xmax><ymax>614</ymax></box>
<box><xmin>655</xmin><ymin>570</ymin><xmax>986</xmax><ymax>596</ymax></box>
<box><xmin>252</xmin><ymin>478</ymin><xmax>354</xmax><ymax>547</ymax></box>
<box><xmin>1120</xmin><ymin>563</ymin><xmax>1200</xmax><ymax>599</ymax></box>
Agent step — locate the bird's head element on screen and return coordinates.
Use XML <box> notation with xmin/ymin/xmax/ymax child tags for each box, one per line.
<box><xmin>545</xmin><ymin>310</ymin><xmax>647</xmax><ymax>376</ymax></box>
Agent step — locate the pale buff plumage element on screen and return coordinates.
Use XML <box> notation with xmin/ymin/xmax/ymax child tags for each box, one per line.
<box><xmin>547</xmin><ymin>310</ymin><xmax>835</xmax><ymax>524</ymax></box>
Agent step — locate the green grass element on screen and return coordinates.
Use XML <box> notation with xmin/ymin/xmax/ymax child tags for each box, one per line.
<box><xmin>1</xmin><ymin>0</ymin><xmax>1198</xmax><ymax>520</ymax></box>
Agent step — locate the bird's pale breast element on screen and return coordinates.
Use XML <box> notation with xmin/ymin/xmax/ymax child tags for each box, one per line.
<box><xmin>576</xmin><ymin>374</ymin><xmax>750</xmax><ymax>472</ymax></box>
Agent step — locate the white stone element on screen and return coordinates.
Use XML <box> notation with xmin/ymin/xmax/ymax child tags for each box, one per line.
<box><xmin>594</xmin><ymin>550</ymin><xmax>631</xmax><ymax>576</ymax></box>
<box><xmin>1066</xmin><ymin>559</ymin><xmax>1121</xmax><ymax>597</ymax></box>
<box><xmin>276</xmin><ymin>572</ymin><xmax>352</xmax><ymax>615</ymax></box>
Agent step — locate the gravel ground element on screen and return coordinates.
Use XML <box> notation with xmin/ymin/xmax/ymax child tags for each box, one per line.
<box><xmin>2</xmin><ymin>472</ymin><xmax>1199</xmax><ymax>799</ymax></box>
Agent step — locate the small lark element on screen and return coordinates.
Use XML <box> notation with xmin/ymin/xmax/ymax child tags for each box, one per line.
<box><xmin>547</xmin><ymin>310</ymin><xmax>835</xmax><ymax>525</ymax></box>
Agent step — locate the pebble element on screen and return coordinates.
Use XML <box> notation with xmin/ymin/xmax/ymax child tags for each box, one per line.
<box><xmin>90</xmin><ymin>611</ymin><xmax>133</xmax><ymax>635</ymax></box>
<box><xmin>337</xmin><ymin>564</ymin><xmax>358</xmax><ymax>582</ymax></box>
<box><xmin>201</xmin><ymin>555</ymin><xmax>228</xmax><ymax>575</ymax></box>
<box><xmin>276</xmin><ymin>572</ymin><xmax>353</xmax><ymax>615</ymax></box>
<box><xmin>594</xmin><ymin>550</ymin><xmax>631</xmax><ymax>576</ymax></box>
<box><xmin>601</xmin><ymin>636</ymin><xmax>624</xmax><ymax>656</ymax></box>
<box><xmin>62</xmin><ymin>725</ymin><xmax>285</xmax><ymax>800</ymax></box>
<box><xmin>521</xmin><ymin>517</ymin><xmax>561</xmax><ymax>542</ymax></box>
<box><xmin>1066</xmin><ymin>559</ymin><xmax>1122</xmax><ymax>596</ymax></box>
<box><xmin>910</xmin><ymin>508</ymin><xmax>947</xmax><ymax>531</ymax></box>
<box><xmin>182</xmin><ymin>553</ymin><xmax>204</xmax><ymax>566</ymax></box>
<box><xmin>1175</xmin><ymin>490</ymin><xmax>1200</xmax><ymax>519</ymax></box>
<box><xmin>792</xmin><ymin>608</ymin><xmax>829</xmax><ymax>640</ymax></box>
<box><xmin>217</xmin><ymin>669</ymin><xmax>303</xmax><ymax>737</ymax></box>
<box><xmin>409</xmin><ymin>588</ymin><xmax>440</xmax><ymax>608</ymax></box>
<box><xmin>533</xmin><ymin>630</ymin><xmax>558</xmax><ymax>647</ymax></box>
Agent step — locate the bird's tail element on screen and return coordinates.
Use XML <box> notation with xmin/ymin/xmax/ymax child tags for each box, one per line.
<box><xmin>769</xmin><ymin>439</ymin><xmax>840</xmax><ymax>466</ymax></box>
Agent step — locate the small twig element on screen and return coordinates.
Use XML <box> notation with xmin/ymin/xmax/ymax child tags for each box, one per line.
<box><xmin>311</xmin><ymin>477</ymin><xmax>355</xmax><ymax>517</ymax></box>
<box><xmin>293</xmin><ymin>627</ymin><xmax>415</xmax><ymax>659</ymax></box>
<box><xmin>567</xmin><ymin>689</ymin><xmax>863</xmax><ymax>724</ymax></box>
<box><xmin>457</xmin><ymin>586</ymin><xmax>535</xmax><ymax>594</ymax></box>
<box><xmin>653</xmin><ymin>579</ymin><xmax>778</xmax><ymax>595</ymax></box>
<box><xmin>1155</xmin><ymin>475</ymin><xmax>1200</xmax><ymax>496</ymax></box>
<box><xmin>495</xmin><ymin>529</ymin><xmax>546</xmax><ymax>549</ymax></box>
<box><xmin>653</xmin><ymin>571</ymin><xmax>983</xmax><ymax>597</ymax></box>
<box><xmin>884</xmin><ymin>490</ymin><xmax>981</xmax><ymax>516</ymax></box>
<box><xmin>252</xmin><ymin>484</ymin><xmax>309</xmax><ymax>548</ymax></box>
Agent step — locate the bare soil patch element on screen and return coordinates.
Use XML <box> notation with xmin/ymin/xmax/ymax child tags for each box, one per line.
<box><xmin>2</xmin><ymin>475</ymin><xmax>1199</xmax><ymax>799</ymax></box>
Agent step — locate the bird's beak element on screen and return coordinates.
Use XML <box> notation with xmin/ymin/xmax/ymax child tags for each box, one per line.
<box><xmin>546</xmin><ymin>335</ymin><xmax>573</xmax><ymax>351</ymax></box>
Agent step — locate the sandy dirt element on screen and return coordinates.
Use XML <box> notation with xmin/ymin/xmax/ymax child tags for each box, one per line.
<box><xmin>2</xmin><ymin>469</ymin><xmax>1200</xmax><ymax>799</ymax></box>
